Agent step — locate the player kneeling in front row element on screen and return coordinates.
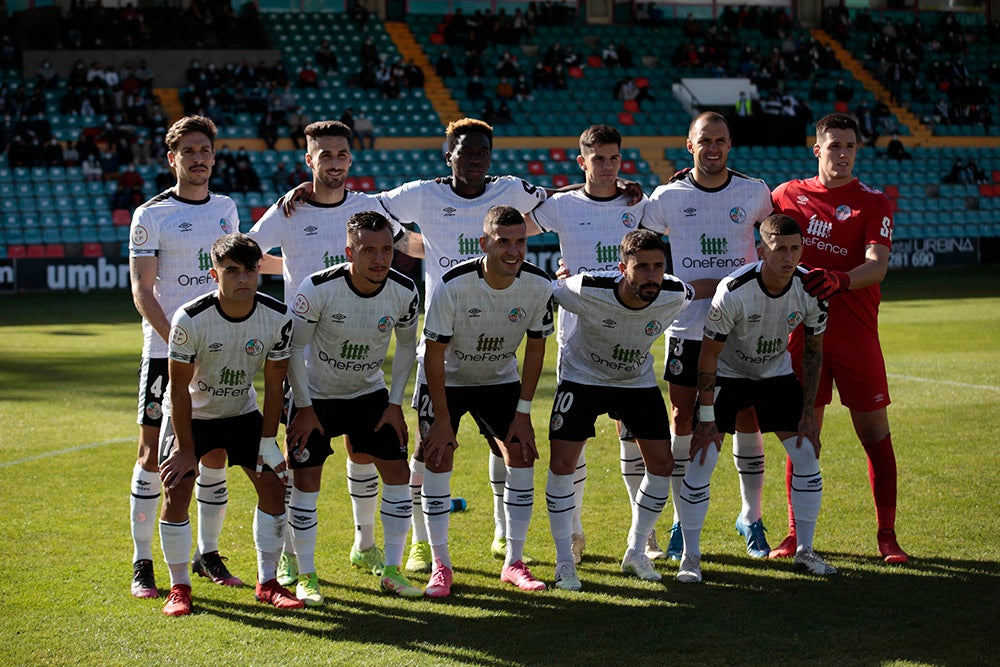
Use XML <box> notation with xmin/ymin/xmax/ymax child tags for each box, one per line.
<box><xmin>284</xmin><ymin>211</ymin><xmax>423</xmax><ymax>602</ymax></box>
<box><xmin>546</xmin><ymin>229</ymin><xmax>715</xmax><ymax>591</ymax></box>
<box><xmin>418</xmin><ymin>205</ymin><xmax>554</xmax><ymax>597</ymax></box>
<box><xmin>157</xmin><ymin>233</ymin><xmax>302</xmax><ymax>616</ymax></box>
<box><xmin>676</xmin><ymin>214</ymin><xmax>835</xmax><ymax>584</ymax></box>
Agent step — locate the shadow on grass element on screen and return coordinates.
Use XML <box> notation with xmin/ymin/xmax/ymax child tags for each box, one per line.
<box><xmin>186</xmin><ymin>554</ymin><xmax>998</xmax><ymax>666</ymax></box>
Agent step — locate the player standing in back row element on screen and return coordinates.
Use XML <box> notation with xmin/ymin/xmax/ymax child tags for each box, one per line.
<box><xmin>128</xmin><ymin>115</ymin><xmax>241</xmax><ymax>598</ymax></box>
<box><xmin>770</xmin><ymin>113</ymin><xmax>908</xmax><ymax>564</ymax></box>
<box><xmin>640</xmin><ymin>112</ymin><xmax>774</xmax><ymax>561</ymax></box>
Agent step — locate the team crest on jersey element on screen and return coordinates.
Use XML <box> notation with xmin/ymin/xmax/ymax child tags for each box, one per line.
<box><xmin>209</xmin><ymin>342</ymin><xmax>223</xmax><ymax>352</ymax></box>
<box><xmin>621</xmin><ymin>211</ymin><xmax>637</xmax><ymax>228</ymax></box>
<box><xmin>220</xmin><ymin>218</ymin><xmax>232</xmax><ymax>233</ymax></box>
<box><xmin>508</xmin><ymin>307</ymin><xmax>526</xmax><ymax>323</ymax></box>
<box><xmin>145</xmin><ymin>401</ymin><xmax>162</xmax><ymax>420</ymax></box>
<box><xmin>378</xmin><ymin>316</ymin><xmax>395</xmax><ymax>332</ymax></box>
<box><xmin>131</xmin><ymin>225</ymin><xmax>149</xmax><ymax>246</ymax></box>
<box><xmin>550</xmin><ymin>413</ymin><xmax>564</xmax><ymax>432</ymax></box>
<box><xmin>835</xmin><ymin>205</ymin><xmax>852</xmax><ymax>221</ymax></box>
<box><xmin>292</xmin><ymin>294</ymin><xmax>310</xmax><ymax>316</ymax></box>
<box><xmin>668</xmin><ymin>359</ymin><xmax>683</xmax><ymax>376</ymax></box>
<box><xmin>171</xmin><ymin>325</ymin><xmax>188</xmax><ymax>346</ymax></box>
<box><xmin>644</xmin><ymin>320</ymin><xmax>662</xmax><ymax>336</ymax></box>
<box><xmin>786</xmin><ymin>311</ymin><xmax>804</xmax><ymax>328</ymax></box>
<box><xmin>707</xmin><ymin>306</ymin><xmax>722</xmax><ymax>322</ymax></box>
<box><xmin>293</xmin><ymin>447</ymin><xmax>310</xmax><ymax>463</ymax></box>
<box><xmin>245</xmin><ymin>339</ymin><xmax>265</xmax><ymax>356</ymax></box>
<box><xmin>729</xmin><ymin>207</ymin><xmax>746</xmax><ymax>224</ymax></box>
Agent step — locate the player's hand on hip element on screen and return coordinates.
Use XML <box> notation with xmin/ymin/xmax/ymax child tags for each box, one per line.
<box><xmin>257</xmin><ymin>436</ymin><xmax>288</xmax><ymax>480</ymax></box>
<box><xmin>691</xmin><ymin>420</ymin><xmax>723</xmax><ymax>465</ymax></box>
<box><xmin>802</xmin><ymin>268</ymin><xmax>851</xmax><ymax>300</ymax></box>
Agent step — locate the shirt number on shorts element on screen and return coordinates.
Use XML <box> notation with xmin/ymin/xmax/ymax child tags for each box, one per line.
<box><xmin>149</xmin><ymin>374</ymin><xmax>165</xmax><ymax>398</ymax></box>
<box><xmin>551</xmin><ymin>391</ymin><xmax>575</xmax><ymax>415</ymax></box>
<box><xmin>418</xmin><ymin>393</ymin><xmax>435</xmax><ymax>419</ymax></box>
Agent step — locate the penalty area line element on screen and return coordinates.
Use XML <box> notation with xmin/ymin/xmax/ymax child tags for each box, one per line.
<box><xmin>888</xmin><ymin>374</ymin><xmax>999</xmax><ymax>392</ymax></box>
<box><xmin>0</xmin><ymin>437</ymin><xmax>132</xmax><ymax>468</ymax></box>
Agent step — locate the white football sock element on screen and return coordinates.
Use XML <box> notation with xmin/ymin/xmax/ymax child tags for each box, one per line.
<box><xmin>254</xmin><ymin>508</ymin><xmax>286</xmax><ymax>583</ymax></box>
<box><xmin>571</xmin><ymin>448</ymin><xmax>587</xmax><ymax>534</ymax></box>
<box><xmin>733</xmin><ymin>431</ymin><xmax>765</xmax><ymax>523</ymax></box>
<box><xmin>408</xmin><ymin>457</ymin><xmax>428</xmax><ymax>543</ymax></box>
<box><xmin>627</xmin><ymin>472</ymin><xmax>670</xmax><ymax>551</ymax></box>
<box><xmin>195</xmin><ymin>463</ymin><xmax>227</xmax><ymax>557</ymax></box>
<box><xmin>504</xmin><ymin>466</ymin><xmax>534</xmax><ymax>566</ymax></box>
<box><xmin>490</xmin><ymin>452</ymin><xmax>507</xmax><ymax>540</ymax></box>
<box><xmin>546</xmin><ymin>470</ymin><xmax>575</xmax><ymax>565</ymax></box>
<box><xmin>347</xmin><ymin>460</ymin><xmax>379</xmax><ymax>551</ymax></box>
<box><xmin>670</xmin><ymin>433</ymin><xmax>692</xmax><ymax>525</ymax></box>
<box><xmin>421</xmin><ymin>470</ymin><xmax>452</xmax><ymax>568</ymax></box>
<box><xmin>289</xmin><ymin>488</ymin><xmax>319</xmax><ymax>575</ymax></box>
<box><xmin>619</xmin><ymin>438</ymin><xmax>645</xmax><ymax>506</ymax></box>
<box><xmin>782</xmin><ymin>436</ymin><xmax>822</xmax><ymax>550</ymax></box>
<box><xmin>130</xmin><ymin>462</ymin><xmax>160</xmax><ymax>562</ymax></box>
<box><xmin>677</xmin><ymin>445</ymin><xmax>720</xmax><ymax>557</ymax></box>
<box><xmin>380</xmin><ymin>483</ymin><xmax>412</xmax><ymax>568</ymax></box>
<box><xmin>159</xmin><ymin>519</ymin><xmax>192</xmax><ymax>587</ymax></box>
<box><xmin>282</xmin><ymin>470</ymin><xmax>295</xmax><ymax>555</ymax></box>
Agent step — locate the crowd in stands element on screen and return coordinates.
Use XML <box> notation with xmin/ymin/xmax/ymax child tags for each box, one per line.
<box><xmin>823</xmin><ymin>7</ymin><xmax>997</xmax><ymax>132</ymax></box>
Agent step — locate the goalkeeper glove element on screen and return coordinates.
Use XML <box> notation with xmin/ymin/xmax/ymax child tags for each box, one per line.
<box><xmin>802</xmin><ymin>268</ymin><xmax>850</xmax><ymax>300</ymax></box>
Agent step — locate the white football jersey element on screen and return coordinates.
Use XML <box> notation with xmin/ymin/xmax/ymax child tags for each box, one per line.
<box><xmin>248</xmin><ymin>192</ymin><xmax>400</xmax><ymax>304</ymax></box>
<box><xmin>553</xmin><ymin>270</ymin><xmax>695</xmax><ymax>388</ymax></box>
<box><xmin>129</xmin><ymin>191</ymin><xmax>239</xmax><ymax>357</ymax></box>
<box><xmin>166</xmin><ymin>292</ymin><xmax>292</xmax><ymax>420</ymax></box>
<box><xmin>423</xmin><ymin>257</ymin><xmax>554</xmax><ymax>387</ymax></box>
<box><xmin>641</xmin><ymin>170</ymin><xmax>771</xmax><ymax>340</ymax></box>
<box><xmin>704</xmin><ymin>262</ymin><xmax>828</xmax><ymax>380</ymax></box>
<box><xmin>530</xmin><ymin>189</ymin><xmax>649</xmax><ymax>351</ymax></box>
<box><xmin>378</xmin><ymin>175</ymin><xmax>547</xmax><ymax>304</ymax></box>
<box><xmin>289</xmin><ymin>264</ymin><xmax>419</xmax><ymax>402</ymax></box>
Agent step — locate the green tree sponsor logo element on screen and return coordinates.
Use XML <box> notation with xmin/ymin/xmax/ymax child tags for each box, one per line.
<box><xmin>323</xmin><ymin>251</ymin><xmax>347</xmax><ymax>268</ymax></box>
<box><xmin>756</xmin><ymin>336</ymin><xmax>783</xmax><ymax>355</ymax></box>
<box><xmin>611</xmin><ymin>344</ymin><xmax>643</xmax><ymax>363</ymax></box>
<box><xmin>218</xmin><ymin>366</ymin><xmax>247</xmax><ymax>386</ymax></box>
<box><xmin>699</xmin><ymin>234</ymin><xmax>729</xmax><ymax>255</ymax></box>
<box><xmin>198</xmin><ymin>248</ymin><xmax>213</xmax><ymax>271</ymax></box>
<box><xmin>476</xmin><ymin>333</ymin><xmax>505</xmax><ymax>352</ymax></box>
<box><xmin>458</xmin><ymin>234</ymin><xmax>481</xmax><ymax>256</ymax></box>
<box><xmin>340</xmin><ymin>340</ymin><xmax>371</xmax><ymax>360</ymax></box>
<box><xmin>595</xmin><ymin>241</ymin><xmax>618</xmax><ymax>264</ymax></box>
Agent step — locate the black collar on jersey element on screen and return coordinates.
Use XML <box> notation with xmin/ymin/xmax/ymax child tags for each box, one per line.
<box><xmin>440</xmin><ymin>174</ymin><xmax>496</xmax><ymax>200</ymax></box>
<box><xmin>686</xmin><ymin>169</ymin><xmax>733</xmax><ymax>194</ymax></box>
<box><xmin>212</xmin><ymin>292</ymin><xmax>258</xmax><ymax>322</ymax></box>
<box><xmin>755</xmin><ymin>265</ymin><xmax>795</xmax><ymax>299</ymax></box>
<box><xmin>169</xmin><ymin>190</ymin><xmax>211</xmax><ymax>205</ymax></box>
<box><xmin>345</xmin><ymin>268</ymin><xmax>389</xmax><ymax>299</ymax></box>
<box><xmin>305</xmin><ymin>191</ymin><xmax>349</xmax><ymax>208</ymax></box>
<box><xmin>582</xmin><ymin>190</ymin><xmax>622</xmax><ymax>203</ymax></box>
<box><xmin>613</xmin><ymin>276</ymin><xmax>656</xmax><ymax>311</ymax></box>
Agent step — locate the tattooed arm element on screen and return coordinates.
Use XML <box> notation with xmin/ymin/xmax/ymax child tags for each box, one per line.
<box><xmin>691</xmin><ymin>337</ymin><xmax>726</xmax><ymax>464</ymax></box>
<box><xmin>797</xmin><ymin>332</ymin><xmax>824</xmax><ymax>456</ymax></box>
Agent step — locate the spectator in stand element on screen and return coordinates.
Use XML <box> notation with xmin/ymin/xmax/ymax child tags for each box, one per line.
<box><xmin>288</xmin><ymin>162</ymin><xmax>309</xmax><ymax>188</ymax></box>
<box><xmin>617</xmin><ymin>42</ymin><xmax>634</xmax><ymax>69</ymax></box>
<box><xmin>37</xmin><ymin>60</ymin><xmax>59</xmax><ymax>90</ymax></box>
<box><xmin>41</xmin><ymin>136</ymin><xmax>64</xmax><ymax>166</ymax></box>
<box><xmin>82</xmin><ymin>153</ymin><xmax>104</xmax><ymax>181</ymax></box>
<box><xmin>514</xmin><ymin>75</ymin><xmax>532</xmax><ymax>102</ymax></box>
<box><xmin>234</xmin><ymin>158</ymin><xmax>263</xmax><ymax>193</ymax></box>
<box><xmin>494</xmin><ymin>101</ymin><xmax>513</xmax><ymax>125</ymax></box>
<box><xmin>131</xmin><ymin>136</ymin><xmax>153</xmax><ymax>165</ymax></box>
<box><xmin>288</xmin><ymin>106</ymin><xmax>309</xmax><ymax>151</ymax></box>
<box><xmin>435</xmin><ymin>51</ymin><xmax>456</xmax><ymax>78</ymax></box>
<box><xmin>298</xmin><ymin>60</ymin><xmax>319</xmax><ymax>89</ymax></box>
<box><xmin>602</xmin><ymin>43</ymin><xmax>620</xmax><ymax>68</ymax></box>
<box><xmin>354</xmin><ymin>111</ymin><xmax>375</xmax><ymax>151</ymax></box>
<box><xmin>270</xmin><ymin>161</ymin><xmax>290</xmax><ymax>193</ymax></box>
<box><xmin>885</xmin><ymin>135</ymin><xmax>910</xmax><ymax>161</ymax></box>
<box><xmin>496</xmin><ymin>77</ymin><xmax>514</xmax><ymax>101</ymax></box>
<box><xmin>315</xmin><ymin>38</ymin><xmax>339</xmax><ymax>74</ymax></box>
<box><xmin>466</xmin><ymin>74</ymin><xmax>485</xmax><ymax>101</ymax></box>
<box><xmin>495</xmin><ymin>51</ymin><xmax>520</xmax><ymax>78</ymax></box>
<box><xmin>259</xmin><ymin>111</ymin><xmax>280</xmax><ymax>150</ymax></box>
<box><xmin>339</xmin><ymin>107</ymin><xmax>355</xmax><ymax>134</ymax></box>
<box><xmin>361</xmin><ymin>36</ymin><xmax>379</xmax><ymax>67</ymax></box>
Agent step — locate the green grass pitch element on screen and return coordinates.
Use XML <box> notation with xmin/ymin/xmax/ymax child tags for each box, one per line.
<box><xmin>0</xmin><ymin>267</ymin><xmax>998</xmax><ymax>666</ymax></box>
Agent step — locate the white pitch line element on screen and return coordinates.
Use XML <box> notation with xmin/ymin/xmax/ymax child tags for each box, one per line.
<box><xmin>0</xmin><ymin>437</ymin><xmax>132</xmax><ymax>468</ymax></box>
<box><xmin>888</xmin><ymin>373</ymin><xmax>1000</xmax><ymax>392</ymax></box>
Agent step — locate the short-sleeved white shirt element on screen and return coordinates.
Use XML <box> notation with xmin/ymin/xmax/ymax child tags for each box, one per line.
<box><xmin>378</xmin><ymin>175</ymin><xmax>547</xmax><ymax>304</ymax></box>
<box><xmin>641</xmin><ymin>170</ymin><xmax>771</xmax><ymax>340</ymax></box>
<box><xmin>248</xmin><ymin>192</ymin><xmax>399</xmax><ymax>304</ymax></box>
<box><xmin>129</xmin><ymin>190</ymin><xmax>239</xmax><ymax>357</ymax></box>
<box><xmin>423</xmin><ymin>257</ymin><xmax>554</xmax><ymax>387</ymax></box>
<box><xmin>166</xmin><ymin>292</ymin><xmax>292</xmax><ymax>420</ymax></box>
<box><xmin>553</xmin><ymin>270</ymin><xmax>695</xmax><ymax>388</ymax></box>
<box><xmin>704</xmin><ymin>261</ymin><xmax>828</xmax><ymax>380</ymax></box>
<box><xmin>289</xmin><ymin>264</ymin><xmax>419</xmax><ymax>402</ymax></box>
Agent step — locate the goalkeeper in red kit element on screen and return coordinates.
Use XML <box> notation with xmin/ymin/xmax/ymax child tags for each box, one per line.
<box><xmin>770</xmin><ymin>113</ymin><xmax>908</xmax><ymax>564</ymax></box>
